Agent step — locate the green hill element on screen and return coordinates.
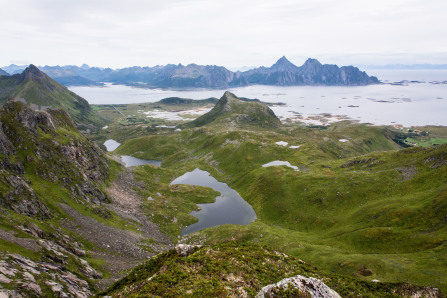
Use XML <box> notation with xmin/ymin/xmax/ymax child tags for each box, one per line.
<box><xmin>101</xmin><ymin>241</ymin><xmax>440</xmax><ymax>297</ymax></box>
<box><xmin>184</xmin><ymin>91</ymin><xmax>281</xmax><ymax>128</ymax></box>
<box><xmin>0</xmin><ymin>65</ymin><xmax>106</xmax><ymax>130</ymax></box>
<box><xmin>113</xmin><ymin>116</ymin><xmax>446</xmax><ymax>293</ymax></box>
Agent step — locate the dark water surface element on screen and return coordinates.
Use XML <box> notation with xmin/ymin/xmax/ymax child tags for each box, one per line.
<box><xmin>170</xmin><ymin>168</ymin><xmax>257</xmax><ymax>235</ymax></box>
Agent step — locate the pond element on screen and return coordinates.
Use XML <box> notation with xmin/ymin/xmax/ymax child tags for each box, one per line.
<box><xmin>120</xmin><ymin>155</ymin><xmax>161</xmax><ymax>167</ymax></box>
<box><xmin>104</xmin><ymin>139</ymin><xmax>161</xmax><ymax>167</ymax></box>
<box><xmin>104</xmin><ymin>139</ymin><xmax>121</xmax><ymax>152</ymax></box>
<box><xmin>170</xmin><ymin>168</ymin><xmax>257</xmax><ymax>235</ymax></box>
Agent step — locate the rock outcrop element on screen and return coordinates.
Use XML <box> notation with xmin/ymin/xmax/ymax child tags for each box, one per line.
<box><xmin>256</xmin><ymin>275</ymin><xmax>342</xmax><ymax>298</ymax></box>
<box><xmin>0</xmin><ymin>100</ymin><xmax>109</xmax><ymax>215</ymax></box>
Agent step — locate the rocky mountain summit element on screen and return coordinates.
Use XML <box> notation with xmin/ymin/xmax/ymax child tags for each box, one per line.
<box><xmin>243</xmin><ymin>57</ymin><xmax>379</xmax><ymax>86</ymax></box>
<box><xmin>185</xmin><ymin>91</ymin><xmax>281</xmax><ymax>128</ymax></box>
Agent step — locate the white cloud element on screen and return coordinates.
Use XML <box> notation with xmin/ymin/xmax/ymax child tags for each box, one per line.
<box><xmin>0</xmin><ymin>0</ymin><xmax>446</xmax><ymax>68</ymax></box>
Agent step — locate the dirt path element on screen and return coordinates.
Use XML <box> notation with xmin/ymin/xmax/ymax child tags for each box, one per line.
<box><xmin>61</xmin><ymin>169</ymin><xmax>172</xmax><ymax>291</ymax></box>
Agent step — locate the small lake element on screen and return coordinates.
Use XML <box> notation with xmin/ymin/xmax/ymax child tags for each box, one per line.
<box><xmin>121</xmin><ymin>155</ymin><xmax>161</xmax><ymax>167</ymax></box>
<box><xmin>104</xmin><ymin>139</ymin><xmax>121</xmax><ymax>152</ymax></box>
<box><xmin>104</xmin><ymin>139</ymin><xmax>161</xmax><ymax>167</ymax></box>
<box><xmin>170</xmin><ymin>168</ymin><xmax>257</xmax><ymax>235</ymax></box>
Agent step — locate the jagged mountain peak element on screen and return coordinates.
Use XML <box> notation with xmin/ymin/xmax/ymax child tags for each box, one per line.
<box><xmin>271</xmin><ymin>56</ymin><xmax>299</xmax><ymax>72</ymax></box>
<box><xmin>302</xmin><ymin>58</ymin><xmax>323</xmax><ymax>67</ymax></box>
<box><xmin>17</xmin><ymin>64</ymin><xmax>50</xmax><ymax>84</ymax></box>
<box><xmin>22</xmin><ymin>64</ymin><xmax>45</xmax><ymax>77</ymax></box>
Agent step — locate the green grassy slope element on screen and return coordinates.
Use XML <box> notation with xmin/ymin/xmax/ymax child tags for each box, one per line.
<box><xmin>113</xmin><ymin>121</ymin><xmax>446</xmax><ymax>292</ymax></box>
<box><xmin>0</xmin><ymin>101</ymin><xmax>137</xmax><ymax>295</ymax></box>
<box><xmin>0</xmin><ymin>65</ymin><xmax>107</xmax><ymax>130</ymax></box>
<box><xmin>101</xmin><ymin>241</ymin><xmax>440</xmax><ymax>297</ymax></box>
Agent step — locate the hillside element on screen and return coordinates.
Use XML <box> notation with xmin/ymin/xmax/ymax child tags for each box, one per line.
<box><xmin>0</xmin><ymin>65</ymin><xmax>107</xmax><ymax>130</ymax></box>
<box><xmin>0</xmin><ymin>101</ymin><xmax>171</xmax><ymax>296</ymax></box>
<box><xmin>101</xmin><ymin>241</ymin><xmax>440</xmax><ymax>297</ymax></box>
<box><xmin>184</xmin><ymin>91</ymin><xmax>281</xmax><ymax>128</ymax></box>
<box><xmin>0</xmin><ymin>68</ymin><xmax>8</xmax><ymax>76</ymax></box>
<box><xmin>111</xmin><ymin>101</ymin><xmax>446</xmax><ymax>294</ymax></box>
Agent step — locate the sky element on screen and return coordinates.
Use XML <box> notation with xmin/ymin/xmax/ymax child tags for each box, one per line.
<box><xmin>0</xmin><ymin>0</ymin><xmax>446</xmax><ymax>69</ymax></box>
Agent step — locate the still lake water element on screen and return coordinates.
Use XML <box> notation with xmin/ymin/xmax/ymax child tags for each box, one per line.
<box><xmin>103</xmin><ymin>139</ymin><xmax>161</xmax><ymax>167</ymax></box>
<box><xmin>70</xmin><ymin>70</ymin><xmax>447</xmax><ymax>127</ymax></box>
<box><xmin>170</xmin><ymin>168</ymin><xmax>257</xmax><ymax>235</ymax></box>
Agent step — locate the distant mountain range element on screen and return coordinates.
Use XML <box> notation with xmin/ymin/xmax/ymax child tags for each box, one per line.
<box><xmin>2</xmin><ymin>57</ymin><xmax>379</xmax><ymax>88</ymax></box>
<box><xmin>0</xmin><ymin>68</ymin><xmax>8</xmax><ymax>76</ymax></box>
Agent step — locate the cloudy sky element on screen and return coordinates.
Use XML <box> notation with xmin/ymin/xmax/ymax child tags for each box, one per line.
<box><xmin>1</xmin><ymin>0</ymin><xmax>446</xmax><ymax>69</ymax></box>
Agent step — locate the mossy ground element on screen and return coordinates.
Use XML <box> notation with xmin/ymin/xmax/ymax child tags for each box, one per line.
<box><xmin>99</xmin><ymin>241</ymin><xmax>439</xmax><ymax>297</ymax></box>
<box><xmin>100</xmin><ymin>104</ymin><xmax>447</xmax><ymax>294</ymax></box>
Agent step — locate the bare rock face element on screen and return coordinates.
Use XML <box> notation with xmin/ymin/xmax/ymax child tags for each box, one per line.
<box><xmin>174</xmin><ymin>244</ymin><xmax>201</xmax><ymax>256</ymax></box>
<box><xmin>0</xmin><ymin>100</ymin><xmax>109</xmax><ymax>215</ymax></box>
<box><xmin>256</xmin><ymin>275</ymin><xmax>341</xmax><ymax>298</ymax></box>
<box><xmin>1</xmin><ymin>175</ymin><xmax>51</xmax><ymax>219</ymax></box>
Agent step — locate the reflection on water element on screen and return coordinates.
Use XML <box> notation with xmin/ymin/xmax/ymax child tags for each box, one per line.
<box><xmin>104</xmin><ymin>139</ymin><xmax>120</xmax><ymax>152</ymax></box>
<box><xmin>121</xmin><ymin>155</ymin><xmax>161</xmax><ymax>167</ymax></box>
<box><xmin>103</xmin><ymin>139</ymin><xmax>161</xmax><ymax>167</ymax></box>
<box><xmin>170</xmin><ymin>168</ymin><xmax>257</xmax><ymax>235</ymax></box>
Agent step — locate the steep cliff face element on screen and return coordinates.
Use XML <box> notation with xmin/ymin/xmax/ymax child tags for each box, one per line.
<box><xmin>0</xmin><ymin>100</ymin><xmax>109</xmax><ymax>217</ymax></box>
<box><xmin>0</xmin><ymin>100</ymin><xmax>113</xmax><ymax>296</ymax></box>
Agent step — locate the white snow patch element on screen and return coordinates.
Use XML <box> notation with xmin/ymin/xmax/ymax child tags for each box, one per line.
<box><xmin>339</xmin><ymin>139</ymin><xmax>349</xmax><ymax>142</ymax></box>
<box><xmin>289</xmin><ymin>145</ymin><xmax>301</xmax><ymax>149</ymax></box>
<box><xmin>275</xmin><ymin>141</ymin><xmax>288</xmax><ymax>146</ymax></box>
<box><xmin>263</xmin><ymin>161</ymin><xmax>299</xmax><ymax>171</ymax></box>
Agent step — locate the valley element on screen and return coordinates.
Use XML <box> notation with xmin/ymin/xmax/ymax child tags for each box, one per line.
<box><xmin>0</xmin><ymin>66</ymin><xmax>446</xmax><ymax>297</ymax></box>
<box><xmin>94</xmin><ymin>92</ymin><xmax>447</xmax><ymax>296</ymax></box>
